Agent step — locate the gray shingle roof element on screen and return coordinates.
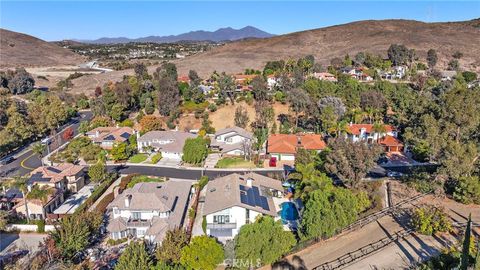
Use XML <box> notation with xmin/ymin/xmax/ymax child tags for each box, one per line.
<box><xmin>215</xmin><ymin>126</ymin><xmax>253</xmax><ymax>140</ymax></box>
<box><xmin>137</xmin><ymin>131</ymin><xmax>196</xmax><ymax>153</ymax></box>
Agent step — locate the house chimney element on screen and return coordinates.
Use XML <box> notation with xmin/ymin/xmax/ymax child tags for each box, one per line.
<box><xmin>246</xmin><ymin>177</ymin><xmax>254</xmax><ymax>187</ymax></box>
<box><xmin>297</xmin><ymin>136</ymin><xmax>302</xmax><ymax>146</ymax></box>
<box><xmin>95</xmin><ymin>130</ymin><xmax>100</xmax><ymax>138</ymax></box>
<box><xmin>125</xmin><ymin>194</ymin><xmax>132</xmax><ymax>208</ymax></box>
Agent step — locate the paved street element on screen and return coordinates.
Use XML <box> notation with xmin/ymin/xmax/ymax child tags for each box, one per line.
<box><xmin>107</xmin><ymin>165</ymin><xmax>283</xmax><ymax>180</ymax></box>
<box><xmin>0</xmin><ymin>111</ymin><xmax>93</xmax><ymax>178</ymax></box>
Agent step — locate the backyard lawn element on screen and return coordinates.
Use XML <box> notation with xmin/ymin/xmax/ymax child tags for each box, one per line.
<box><xmin>128</xmin><ymin>154</ymin><xmax>148</xmax><ymax>163</ymax></box>
<box><xmin>215</xmin><ymin>157</ymin><xmax>256</xmax><ymax>168</ymax></box>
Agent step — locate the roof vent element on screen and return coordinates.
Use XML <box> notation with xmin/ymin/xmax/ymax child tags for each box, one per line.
<box><xmin>209</xmin><ymin>188</ymin><xmax>216</xmax><ymax>192</ymax></box>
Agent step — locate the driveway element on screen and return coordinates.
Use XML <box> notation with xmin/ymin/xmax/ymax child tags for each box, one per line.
<box><xmin>204</xmin><ymin>154</ymin><xmax>221</xmax><ymax>168</ymax></box>
<box><xmin>156</xmin><ymin>158</ymin><xmax>181</xmax><ymax>167</ymax></box>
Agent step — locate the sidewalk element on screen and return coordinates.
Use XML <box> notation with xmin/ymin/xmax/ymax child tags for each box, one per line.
<box><xmin>88</xmin><ymin>176</ymin><xmax>122</xmax><ymax>212</ymax></box>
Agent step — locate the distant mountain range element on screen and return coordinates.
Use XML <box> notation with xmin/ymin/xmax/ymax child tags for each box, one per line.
<box><xmin>78</xmin><ymin>26</ymin><xmax>274</xmax><ymax>44</ymax></box>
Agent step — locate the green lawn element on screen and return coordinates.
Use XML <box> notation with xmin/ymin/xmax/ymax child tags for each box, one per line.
<box><xmin>128</xmin><ymin>154</ymin><xmax>148</xmax><ymax>163</ymax></box>
<box><xmin>126</xmin><ymin>175</ymin><xmax>165</xmax><ymax>188</ymax></box>
<box><xmin>215</xmin><ymin>157</ymin><xmax>255</xmax><ymax>168</ymax></box>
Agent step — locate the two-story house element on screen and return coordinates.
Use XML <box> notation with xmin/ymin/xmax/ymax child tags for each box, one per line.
<box><xmin>13</xmin><ymin>186</ymin><xmax>64</xmax><ymax>220</ymax></box>
<box><xmin>203</xmin><ymin>173</ymin><xmax>284</xmax><ymax>242</ymax></box>
<box><xmin>210</xmin><ymin>126</ymin><xmax>253</xmax><ymax>156</ymax></box>
<box><xmin>345</xmin><ymin>123</ymin><xmax>403</xmax><ymax>152</ymax></box>
<box><xmin>137</xmin><ymin>131</ymin><xmax>196</xmax><ymax>160</ymax></box>
<box><xmin>107</xmin><ymin>180</ymin><xmax>192</xmax><ymax>243</ymax></box>
<box><xmin>27</xmin><ymin>163</ymin><xmax>86</xmax><ymax>193</ymax></box>
<box><xmin>86</xmin><ymin>126</ymin><xmax>135</xmax><ymax>150</ymax></box>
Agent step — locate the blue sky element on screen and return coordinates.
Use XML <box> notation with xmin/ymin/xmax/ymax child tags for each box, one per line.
<box><xmin>1</xmin><ymin>1</ymin><xmax>479</xmax><ymax>41</ymax></box>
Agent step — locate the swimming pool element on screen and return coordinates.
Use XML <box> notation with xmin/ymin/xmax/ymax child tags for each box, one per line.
<box><xmin>280</xmin><ymin>202</ymin><xmax>299</xmax><ymax>221</ymax></box>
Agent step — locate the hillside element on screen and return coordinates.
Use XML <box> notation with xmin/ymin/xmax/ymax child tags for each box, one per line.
<box><xmin>0</xmin><ymin>28</ymin><xmax>85</xmax><ymax>68</ymax></box>
<box><xmin>174</xmin><ymin>19</ymin><xmax>480</xmax><ymax>76</ymax></box>
<box><xmin>71</xmin><ymin>19</ymin><xmax>480</xmax><ymax>95</ymax></box>
<box><xmin>80</xmin><ymin>26</ymin><xmax>274</xmax><ymax>44</ymax></box>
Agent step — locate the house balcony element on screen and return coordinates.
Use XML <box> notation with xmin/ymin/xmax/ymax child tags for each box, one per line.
<box><xmin>207</xmin><ymin>222</ymin><xmax>237</xmax><ymax>229</ymax></box>
<box><xmin>126</xmin><ymin>219</ymin><xmax>151</xmax><ymax>228</ymax></box>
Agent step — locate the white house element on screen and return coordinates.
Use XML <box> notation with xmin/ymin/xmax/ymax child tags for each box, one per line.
<box><xmin>211</xmin><ymin>126</ymin><xmax>253</xmax><ymax>156</ymax></box>
<box><xmin>203</xmin><ymin>173</ymin><xmax>285</xmax><ymax>241</ymax></box>
<box><xmin>107</xmin><ymin>180</ymin><xmax>192</xmax><ymax>243</ymax></box>
<box><xmin>137</xmin><ymin>131</ymin><xmax>196</xmax><ymax>160</ymax></box>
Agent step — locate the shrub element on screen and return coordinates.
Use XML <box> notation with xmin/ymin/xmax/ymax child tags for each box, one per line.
<box><xmin>453</xmin><ymin>176</ymin><xmax>480</xmax><ymax>204</ymax></box>
<box><xmin>151</xmin><ymin>153</ymin><xmax>162</xmax><ymax>164</ymax></box>
<box><xmin>119</xmin><ymin>174</ymin><xmax>139</xmax><ymax>192</ymax></box>
<box><xmin>36</xmin><ymin>219</ymin><xmax>45</xmax><ymax>233</ymax></box>
<box><xmin>107</xmin><ymin>238</ymin><xmax>128</xmax><ymax>246</ymax></box>
<box><xmin>207</xmin><ymin>103</ymin><xmax>217</xmax><ymax>112</ymax></box>
<box><xmin>411</xmin><ymin>206</ymin><xmax>452</xmax><ymax>235</ymax></box>
<box><xmin>126</xmin><ymin>175</ymin><xmax>164</xmax><ymax>189</ymax></box>
<box><xmin>95</xmin><ymin>192</ymin><xmax>114</xmax><ymax>213</ymax></box>
<box><xmin>202</xmin><ymin>216</ymin><xmax>207</xmax><ymax>234</ymax></box>
<box><xmin>198</xmin><ymin>176</ymin><xmax>209</xmax><ymax>191</ymax></box>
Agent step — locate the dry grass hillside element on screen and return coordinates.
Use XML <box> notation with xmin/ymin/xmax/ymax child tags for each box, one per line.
<box><xmin>0</xmin><ymin>28</ymin><xmax>85</xmax><ymax>68</ymax></box>
<box><xmin>70</xmin><ymin>19</ymin><xmax>480</xmax><ymax>95</ymax></box>
<box><xmin>175</xmin><ymin>19</ymin><xmax>480</xmax><ymax>76</ymax></box>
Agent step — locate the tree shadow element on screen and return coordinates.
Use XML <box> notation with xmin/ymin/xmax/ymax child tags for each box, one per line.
<box><xmin>272</xmin><ymin>255</ymin><xmax>307</xmax><ymax>270</ymax></box>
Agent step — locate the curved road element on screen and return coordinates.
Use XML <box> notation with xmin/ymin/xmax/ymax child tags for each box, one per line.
<box><xmin>0</xmin><ymin>111</ymin><xmax>93</xmax><ymax>178</ymax></box>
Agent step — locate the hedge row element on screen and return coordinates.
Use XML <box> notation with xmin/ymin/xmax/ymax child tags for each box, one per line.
<box><xmin>74</xmin><ymin>173</ymin><xmax>118</xmax><ymax>214</ymax></box>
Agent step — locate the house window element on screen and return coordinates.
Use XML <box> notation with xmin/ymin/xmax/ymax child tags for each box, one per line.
<box><xmin>132</xmin><ymin>212</ymin><xmax>141</xmax><ymax>220</ymax></box>
<box><xmin>113</xmin><ymin>208</ymin><xmax>119</xmax><ymax>215</ymax></box>
<box><xmin>213</xmin><ymin>215</ymin><xmax>229</xmax><ymax>224</ymax></box>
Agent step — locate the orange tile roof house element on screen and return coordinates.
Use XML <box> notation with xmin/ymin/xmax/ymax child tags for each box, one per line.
<box><xmin>267</xmin><ymin>134</ymin><xmax>326</xmax><ymax>161</ymax></box>
<box><xmin>86</xmin><ymin>127</ymin><xmax>134</xmax><ymax>149</ymax></box>
<box><xmin>28</xmin><ymin>163</ymin><xmax>86</xmax><ymax>193</ymax></box>
<box><xmin>312</xmin><ymin>72</ymin><xmax>337</xmax><ymax>82</ymax></box>
<box><xmin>345</xmin><ymin>123</ymin><xmax>402</xmax><ymax>152</ymax></box>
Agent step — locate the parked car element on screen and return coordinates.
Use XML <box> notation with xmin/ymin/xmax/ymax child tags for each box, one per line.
<box><xmin>387</xmin><ymin>171</ymin><xmax>403</xmax><ymax>178</ymax></box>
<box><xmin>269</xmin><ymin>157</ymin><xmax>277</xmax><ymax>167</ymax></box>
<box><xmin>41</xmin><ymin>137</ymin><xmax>52</xmax><ymax>145</ymax></box>
<box><xmin>0</xmin><ymin>156</ymin><xmax>14</xmax><ymax>165</ymax></box>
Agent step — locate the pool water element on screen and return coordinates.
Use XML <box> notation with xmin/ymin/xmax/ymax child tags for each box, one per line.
<box><xmin>281</xmin><ymin>202</ymin><xmax>299</xmax><ymax>221</ymax></box>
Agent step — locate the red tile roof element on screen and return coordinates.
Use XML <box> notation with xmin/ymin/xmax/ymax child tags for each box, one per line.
<box><xmin>268</xmin><ymin>134</ymin><xmax>326</xmax><ymax>154</ymax></box>
<box><xmin>378</xmin><ymin>135</ymin><xmax>403</xmax><ymax>146</ymax></box>
<box><xmin>346</xmin><ymin>124</ymin><xmax>395</xmax><ymax>135</ymax></box>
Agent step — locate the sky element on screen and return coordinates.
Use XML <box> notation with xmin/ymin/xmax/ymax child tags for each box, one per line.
<box><xmin>1</xmin><ymin>1</ymin><xmax>479</xmax><ymax>41</ymax></box>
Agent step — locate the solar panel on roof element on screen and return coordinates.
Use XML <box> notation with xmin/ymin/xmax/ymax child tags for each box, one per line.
<box><xmin>239</xmin><ymin>185</ymin><xmax>271</xmax><ymax>211</ymax></box>
<box><xmin>120</xmin><ymin>132</ymin><xmax>130</xmax><ymax>139</ymax></box>
<box><xmin>104</xmin><ymin>135</ymin><xmax>116</xmax><ymax>140</ymax></box>
<box><xmin>46</xmin><ymin>167</ymin><xmax>62</xmax><ymax>174</ymax></box>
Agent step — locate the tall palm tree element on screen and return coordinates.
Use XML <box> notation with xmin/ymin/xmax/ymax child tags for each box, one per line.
<box><xmin>8</xmin><ymin>176</ymin><xmax>30</xmax><ymax>223</ymax></box>
<box><xmin>31</xmin><ymin>142</ymin><xmax>46</xmax><ymax>166</ymax></box>
<box><xmin>372</xmin><ymin>122</ymin><xmax>387</xmax><ymax>142</ymax></box>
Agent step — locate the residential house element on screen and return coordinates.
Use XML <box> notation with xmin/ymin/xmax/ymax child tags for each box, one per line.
<box><xmin>203</xmin><ymin>173</ymin><xmax>284</xmax><ymax>241</ymax></box>
<box><xmin>312</xmin><ymin>72</ymin><xmax>337</xmax><ymax>82</ymax></box>
<box><xmin>27</xmin><ymin>163</ymin><xmax>86</xmax><ymax>193</ymax></box>
<box><xmin>13</xmin><ymin>187</ymin><xmax>64</xmax><ymax>220</ymax></box>
<box><xmin>210</xmin><ymin>126</ymin><xmax>253</xmax><ymax>156</ymax></box>
<box><xmin>177</xmin><ymin>75</ymin><xmax>190</xmax><ymax>83</ymax></box>
<box><xmin>267</xmin><ymin>75</ymin><xmax>278</xmax><ymax>89</ymax></box>
<box><xmin>341</xmin><ymin>67</ymin><xmax>372</xmax><ymax>81</ymax></box>
<box><xmin>86</xmin><ymin>126</ymin><xmax>135</xmax><ymax>150</ymax></box>
<box><xmin>107</xmin><ymin>180</ymin><xmax>192</xmax><ymax>243</ymax></box>
<box><xmin>380</xmin><ymin>66</ymin><xmax>407</xmax><ymax>80</ymax></box>
<box><xmin>267</xmin><ymin>134</ymin><xmax>326</xmax><ymax>161</ymax></box>
<box><xmin>137</xmin><ymin>131</ymin><xmax>196</xmax><ymax>160</ymax></box>
<box><xmin>234</xmin><ymin>74</ymin><xmax>257</xmax><ymax>92</ymax></box>
<box><xmin>440</xmin><ymin>70</ymin><xmax>457</xmax><ymax>81</ymax></box>
<box><xmin>345</xmin><ymin>123</ymin><xmax>402</xmax><ymax>152</ymax></box>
